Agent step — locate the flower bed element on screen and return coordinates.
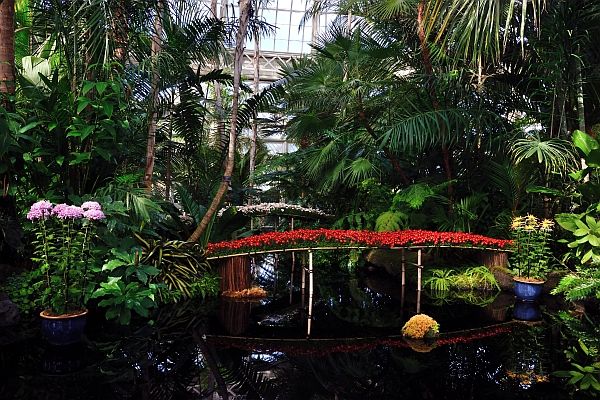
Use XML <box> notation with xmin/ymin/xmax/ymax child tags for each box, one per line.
<box><xmin>217</xmin><ymin>203</ymin><xmax>331</xmax><ymax>218</ymax></box>
<box><xmin>206</xmin><ymin>229</ymin><xmax>512</xmax><ymax>258</ymax></box>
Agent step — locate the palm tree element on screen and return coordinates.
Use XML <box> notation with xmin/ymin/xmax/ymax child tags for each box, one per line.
<box><xmin>187</xmin><ymin>0</ymin><xmax>253</xmax><ymax>242</ymax></box>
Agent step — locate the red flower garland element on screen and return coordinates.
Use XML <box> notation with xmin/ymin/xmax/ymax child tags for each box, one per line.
<box><xmin>206</xmin><ymin>229</ymin><xmax>512</xmax><ymax>258</ymax></box>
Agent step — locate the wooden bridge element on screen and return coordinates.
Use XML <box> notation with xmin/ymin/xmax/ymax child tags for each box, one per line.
<box><xmin>206</xmin><ymin>229</ymin><xmax>512</xmax><ymax>336</ymax></box>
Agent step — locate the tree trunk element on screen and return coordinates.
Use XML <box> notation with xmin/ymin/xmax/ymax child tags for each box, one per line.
<box><xmin>211</xmin><ymin>0</ymin><xmax>227</xmax><ymax>151</ymax></box>
<box><xmin>219</xmin><ymin>256</ymin><xmax>251</xmax><ymax>292</ymax></box>
<box><xmin>575</xmin><ymin>55</ymin><xmax>589</xmax><ymax>181</ymax></box>
<box><xmin>187</xmin><ymin>0</ymin><xmax>252</xmax><ymax>243</ymax></box>
<box><xmin>0</xmin><ymin>0</ymin><xmax>15</xmax><ymax>107</ymax></box>
<box><xmin>112</xmin><ymin>0</ymin><xmax>128</xmax><ymax>66</ymax></box>
<box><xmin>144</xmin><ymin>0</ymin><xmax>164</xmax><ymax>191</ymax></box>
<box><xmin>249</xmin><ymin>33</ymin><xmax>260</xmax><ymax>204</ymax></box>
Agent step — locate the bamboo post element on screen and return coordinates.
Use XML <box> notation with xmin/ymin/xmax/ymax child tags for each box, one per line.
<box><xmin>301</xmin><ymin>253</ymin><xmax>306</xmax><ymax>308</ymax></box>
<box><xmin>307</xmin><ymin>250</ymin><xmax>314</xmax><ymax>337</ymax></box>
<box><xmin>274</xmin><ymin>253</ymin><xmax>278</xmax><ymax>290</ymax></box>
<box><xmin>401</xmin><ymin>249</ymin><xmax>406</xmax><ymax>286</ymax></box>
<box><xmin>417</xmin><ymin>249</ymin><xmax>422</xmax><ymax>292</ymax></box>
<box><xmin>400</xmin><ymin>281</ymin><xmax>405</xmax><ymax>316</ymax></box>
<box><xmin>289</xmin><ymin>251</ymin><xmax>295</xmax><ymax>304</ymax></box>
<box><xmin>417</xmin><ymin>249</ymin><xmax>423</xmax><ymax>314</ymax></box>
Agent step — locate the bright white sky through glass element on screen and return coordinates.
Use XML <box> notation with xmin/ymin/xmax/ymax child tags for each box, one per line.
<box><xmin>204</xmin><ymin>0</ymin><xmax>336</xmax><ymax>54</ymax></box>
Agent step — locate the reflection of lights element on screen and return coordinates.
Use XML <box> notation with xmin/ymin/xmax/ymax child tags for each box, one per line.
<box><xmin>505</xmin><ymin>369</ymin><xmax>549</xmax><ymax>387</ymax></box>
<box><xmin>250</xmin><ymin>352</ymin><xmax>285</xmax><ymax>363</ymax></box>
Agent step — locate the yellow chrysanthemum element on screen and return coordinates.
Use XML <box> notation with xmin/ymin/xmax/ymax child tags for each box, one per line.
<box><xmin>540</xmin><ymin>219</ymin><xmax>555</xmax><ymax>232</ymax></box>
<box><xmin>511</xmin><ymin>216</ymin><xmax>525</xmax><ymax>230</ymax></box>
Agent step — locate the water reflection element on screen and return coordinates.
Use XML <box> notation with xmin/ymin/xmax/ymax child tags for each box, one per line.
<box><xmin>0</xmin><ymin>256</ymin><xmax>574</xmax><ymax>400</ymax></box>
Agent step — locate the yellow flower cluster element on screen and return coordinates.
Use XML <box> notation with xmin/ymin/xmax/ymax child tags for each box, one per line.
<box><xmin>401</xmin><ymin>314</ymin><xmax>440</xmax><ymax>339</ymax></box>
<box><xmin>511</xmin><ymin>215</ymin><xmax>554</xmax><ymax>232</ymax></box>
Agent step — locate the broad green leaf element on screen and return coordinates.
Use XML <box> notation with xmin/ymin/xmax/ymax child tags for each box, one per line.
<box><xmin>96</xmin><ymin>82</ymin><xmax>108</xmax><ymax>95</ymax></box>
<box><xmin>82</xmin><ymin>81</ymin><xmax>95</xmax><ymax>95</ymax></box>
<box><xmin>582</xmin><ymin>249</ymin><xmax>593</xmax><ymax>264</ymax></box>
<box><xmin>102</xmin><ymin>259</ymin><xmax>127</xmax><ymax>271</ymax></box>
<box><xmin>573</xmin><ymin>130</ymin><xmax>599</xmax><ymax>156</ymax></box>
<box><xmin>18</xmin><ymin>121</ymin><xmax>41</xmax><ymax>133</ymax></box>
<box><xmin>77</xmin><ymin>98</ymin><xmax>91</xmax><ymax>114</ymax></box>
<box><xmin>586</xmin><ymin>149</ymin><xmax>600</xmax><ymax>167</ymax></box>
<box><xmin>102</xmin><ymin>102</ymin><xmax>114</xmax><ymax>118</ymax></box>
<box><xmin>68</xmin><ymin>151</ymin><xmax>91</xmax><ymax>165</ymax></box>
<box><xmin>556</xmin><ymin>213</ymin><xmax>581</xmax><ymax>232</ymax></box>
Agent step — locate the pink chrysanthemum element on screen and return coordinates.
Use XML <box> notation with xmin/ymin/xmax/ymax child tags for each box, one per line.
<box><xmin>27</xmin><ymin>200</ymin><xmax>54</xmax><ymax>221</ymax></box>
<box><xmin>54</xmin><ymin>204</ymin><xmax>84</xmax><ymax>219</ymax></box>
<box><xmin>83</xmin><ymin>209</ymin><xmax>106</xmax><ymax>220</ymax></box>
<box><xmin>81</xmin><ymin>201</ymin><xmax>102</xmax><ymax>211</ymax></box>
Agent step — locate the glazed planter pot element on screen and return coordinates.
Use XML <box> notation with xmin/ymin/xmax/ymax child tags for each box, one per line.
<box><xmin>513</xmin><ymin>278</ymin><xmax>545</xmax><ymax>302</ymax></box>
<box><xmin>40</xmin><ymin>309</ymin><xmax>88</xmax><ymax>346</ymax></box>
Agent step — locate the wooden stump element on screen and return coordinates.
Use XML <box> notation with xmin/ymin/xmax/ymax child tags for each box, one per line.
<box><xmin>219</xmin><ymin>256</ymin><xmax>251</xmax><ymax>293</ymax></box>
<box><xmin>478</xmin><ymin>251</ymin><xmax>508</xmax><ymax>268</ymax></box>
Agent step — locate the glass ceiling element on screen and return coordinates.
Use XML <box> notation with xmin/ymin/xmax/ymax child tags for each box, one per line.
<box><xmin>203</xmin><ymin>0</ymin><xmax>336</xmax><ymax>54</ymax></box>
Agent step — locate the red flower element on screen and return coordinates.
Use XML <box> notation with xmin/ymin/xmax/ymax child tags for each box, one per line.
<box><xmin>206</xmin><ymin>229</ymin><xmax>512</xmax><ymax>258</ymax></box>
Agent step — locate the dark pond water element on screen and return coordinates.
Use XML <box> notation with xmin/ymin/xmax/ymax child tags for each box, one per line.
<box><xmin>0</xmin><ymin>254</ymin><xmax>579</xmax><ymax>399</ymax></box>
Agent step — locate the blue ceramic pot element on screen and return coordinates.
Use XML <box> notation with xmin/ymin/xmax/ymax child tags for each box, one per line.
<box><xmin>513</xmin><ymin>301</ymin><xmax>542</xmax><ymax>321</ymax></box>
<box><xmin>513</xmin><ymin>278</ymin><xmax>544</xmax><ymax>302</ymax></box>
<box><xmin>40</xmin><ymin>309</ymin><xmax>88</xmax><ymax>346</ymax></box>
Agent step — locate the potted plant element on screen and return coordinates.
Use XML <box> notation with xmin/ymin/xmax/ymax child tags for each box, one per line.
<box><xmin>26</xmin><ymin>200</ymin><xmax>105</xmax><ymax>345</ymax></box>
<box><xmin>510</xmin><ymin>215</ymin><xmax>554</xmax><ymax>301</ymax></box>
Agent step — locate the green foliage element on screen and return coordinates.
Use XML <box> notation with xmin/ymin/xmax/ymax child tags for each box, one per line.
<box><xmin>424</xmin><ymin>269</ymin><xmax>455</xmax><ymax>292</ymax></box>
<box><xmin>424</xmin><ymin>266</ymin><xmax>499</xmax><ymax>292</ymax></box>
<box><xmin>135</xmin><ymin>234</ymin><xmax>211</xmax><ymax>299</ymax></box>
<box><xmin>454</xmin><ymin>266</ymin><xmax>500</xmax><ymax>291</ymax></box>
<box><xmin>511</xmin><ymin>133</ymin><xmax>577</xmax><ymax>176</ymax></box>
<box><xmin>557</xmin><ymin>211</ymin><xmax>600</xmax><ymax>265</ymax></box>
<box><xmin>91</xmin><ymin>248</ymin><xmax>162</xmax><ymax>325</ymax></box>
<box><xmin>17</xmin><ymin>74</ymin><xmax>131</xmax><ymax>195</ymax></box>
<box><xmin>392</xmin><ymin>183</ymin><xmax>437</xmax><ymax>210</ymax></box>
<box><xmin>551</xmin><ymin>270</ymin><xmax>600</xmax><ymax>301</ymax></box>
<box><xmin>375</xmin><ymin>210</ymin><xmax>407</xmax><ymax>232</ymax></box>
<box><xmin>554</xmin><ymin>340</ymin><xmax>600</xmax><ymax>394</ymax></box>
<box><xmin>333</xmin><ymin>210</ymin><xmax>377</xmax><ymax>230</ymax></box>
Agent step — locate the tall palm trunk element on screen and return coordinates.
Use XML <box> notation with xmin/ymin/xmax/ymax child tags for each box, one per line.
<box><xmin>211</xmin><ymin>0</ymin><xmax>227</xmax><ymax>150</ymax></box>
<box><xmin>187</xmin><ymin>0</ymin><xmax>252</xmax><ymax>243</ymax></box>
<box><xmin>144</xmin><ymin>0</ymin><xmax>164</xmax><ymax>191</ymax></box>
<box><xmin>0</xmin><ymin>0</ymin><xmax>15</xmax><ymax>108</ymax></box>
<box><xmin>248</xmin><ymin>32</ymin><xmax>260</xmax><ymax>204</ymax></box>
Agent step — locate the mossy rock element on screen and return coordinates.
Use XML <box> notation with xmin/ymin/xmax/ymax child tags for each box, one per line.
<box><xmin>542</xmin><ymin>270</ymin><xmax>568</xmax><ymax>294</ymax></box>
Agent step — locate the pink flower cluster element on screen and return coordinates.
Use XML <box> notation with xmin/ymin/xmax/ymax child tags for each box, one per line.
<box><xmin>52</xmin><ymin>203</ymin><xmax>84</xmax><ymax>219</ymax></box>
<box><xmin>27</xmin><ymin>200</ymin><xmax>106</xmax><ymax>221</ymax></box>
<box><xmin>26</xmin><ymin>200</ymin><xmax>54</xmax><ymax>220</ymax></box>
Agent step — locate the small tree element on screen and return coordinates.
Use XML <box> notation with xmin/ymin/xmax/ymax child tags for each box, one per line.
<box><xmin>187</xmin><ymin>0</ymin><xmax>252</xmax><ymax>242</ymax></box>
